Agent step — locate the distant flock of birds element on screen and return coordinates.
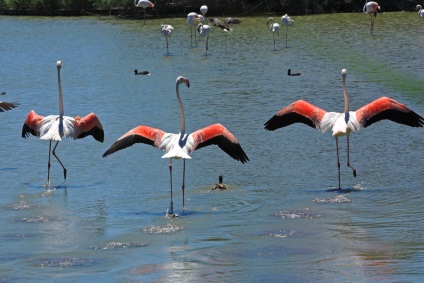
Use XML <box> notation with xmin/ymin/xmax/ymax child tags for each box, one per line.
<box><xmin>1</xmin><ymin>1</ymin><xmax>422</xmax><ymax>216</ymax></box>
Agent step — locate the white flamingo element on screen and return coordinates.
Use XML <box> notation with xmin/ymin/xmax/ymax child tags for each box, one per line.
<box><xmin>281</xmin><ymin>14</ymin><xmax>294</xmax><ymax>48</ymax></box>
<box><xmin>363</xmin><ymin>1</ymin><xmax>380</xmax><ymax>35</ymax></box>
<box><xmin>187</xmin><ymin>12</ymin><xmax>202</xmax><ymax>47</ymax></box>
<box><xmin>197</xmin><ymin>23</ymin><xmax>211</xmax><ymax>55</ymax></box>
<box><xmin>200</xmin><ymin>5</ymin><xmax>208</xmax><ymax>22</ymax></box>
<box><xmin>22</xmin><ymin>61</ymin><xmax>104</xmax><ymax>188</ymax></box>
<box><xmin>416</xmin><ymin>5</ymin><xmax>424</xmax><ymax>19</ymax></box>
<box><xmin>266</xmin><ymin>17</ymin><xmax>280</xmax><ymax>50</ymax></box>
<box><xmin>161</xmin><ymin>24</ymin><xmax>174</xmax><ymax>54</ymax></box>
<box><xmin>264</xmin><ymin>69</ymin><xmax>423</xmax><ymax>189</ymax></box>
<box><xmin>134</xmin><ymin>0</ymin><xmax>155</xmax><ymax>25</ymax></box>
<box><xmin>102</xmin><ymin>76</ymin><xmax>249</xmax><ymax>215</ymax></box>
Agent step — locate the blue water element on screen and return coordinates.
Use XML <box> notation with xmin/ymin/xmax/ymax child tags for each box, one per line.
<box><xmin>0</xmin><ymin>12</ymin><xmax>423</xmax><ymax>282</ymax></box>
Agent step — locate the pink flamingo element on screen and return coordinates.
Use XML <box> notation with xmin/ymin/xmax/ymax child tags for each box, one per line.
<box><xmin>363</xmin><ymin>1</ymin><xmax>380</xmax><ymax>35</ymax></box>
<box><xmin>134</xmin><ymin>0</ymin><xmax>155</xmax><ymax>25</ymax></box>
<box><xmin>264</xmin><ymin>69</ymin><xmax>423</xmax><ymax>189</ymax></box>
<box><xmin>103</xmin><ymin>76</ymin><xmax>249</xmax><ymax>215</ymax></box>
<box><xmin>22</xmin><ymin>61</ymin><xmax>104</xmax><ymax>188</ymax></box>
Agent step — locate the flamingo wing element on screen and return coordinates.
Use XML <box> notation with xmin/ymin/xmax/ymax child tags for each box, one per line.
<box><xmin>22</xmin><ymin>110</ymin><xmax>45</xmax><ymax>138</ymax></box>
<box><xmin>355</xmin><ymin>97</ymin><xmax>424</xmax><ymax>128</ymax></box>
<box><xmin>0</xmin><ymin>101</ymin><xmax>19</xmax><ymax>112</ymax></box>
<box><xmin>74</xmin><ymin>113</ymin><xmax>104</xmax><ymax>142</ymax></box>
<box><xmin>102</xmin><ymin>125</ymin><xmax>165</xmax><ymax>158</ymax></box>
<box><xmin>189</xmin><ymin>124</ymin><xmax>249</xmax><ymax>163</ymax></box>
<box><xmin>264</xmin><ymin>100</ymin><xmax>327</xmax><ymax>131</ymax></box>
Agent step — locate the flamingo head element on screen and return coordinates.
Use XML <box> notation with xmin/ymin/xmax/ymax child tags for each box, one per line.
<box><xmin>56</xmin><ymin>60</ymin><xmax>62</xmax><ymax>69</ymax></box>
<box><xmin>200</xmin><ymin>5</ymin><xmax>208</xmax><ymax>15</ymax></box>
<box><xmin>267</xmin><ymin>17</ymin><xmax>274</xmax><ymax>26</ymax></box>
<box><xmin>176</xmin><ymin>76</ymin><xmax>190</xmax><ymax>88</ymax></box>
<box><xmin>416</xmin><ymin>5</ymin><xmax>422</xmax><ymax>11</ymax></box>
<box><xmin>341</xmin><ymin>69</ymin><xmax>347</xmax><ymax>79</ymax></box>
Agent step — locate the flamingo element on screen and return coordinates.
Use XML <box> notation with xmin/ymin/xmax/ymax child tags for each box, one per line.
<box><xmin>187</xmin><ymin>12</ymin><xmax>202</xmax><ymax>47</ymax></box>
<box><xmin>264</xmin><ymin>69</ymin><xmax>423</xmax><ymax>190</ymax></box>
<box><xmin>363</xmin><ymin>1</ymin><xmax>380</xmax><ymax>35</ymax></box>
<box><xmin>197</xmin><ymin>23</ymin><xmax>211</xmax><ymax>55</ymax></box>
<box><xmin>287</xmin><ymin>69</ymin><xmax>301</xmax><ymax>76</ymax></box>
<box><xmin>134</xmin><ymin>0</ymin><xmax>154</xmax><ymax>25</ymax></box>
<box><xmin>416</xmin><ymin>5</ymin><xmax>424</xmax><ymax>19</ymax></box>
<box><xmin>0</xmin><ymin>101</ymin><xmax>18</xmax><ymax>112</ymax></box>
<box><xmin>266</xmin><ymin>17</ymin><xmax>280</xmax><ymax>50</ymax></box>
<box><xmin>161</xmin><ymin>24</ymin><xmax>174</xmax><ymax>54</ymax></box>
<box><xmin>102</xmin><ymin>76</ymin><xmax>249</xmax><ymax>215</ymax></box>
<box><xmin>209</xmin><ymin>18</ymin><xmax>231</xmax><ymax>32</ymax></box>
<box><xmin>281</xmin><ymin>14</ymin><xmax>294</xmax><ymax>48</ymax></box>
<box><xmin>200</xmin><ymin>5</ymin><xmax>208</xmax><ymax>22</ymax></box>
<box><xmin>22</xmin><ymin>61</ymin><xmax>104</xmax><ymax>188</ymax></box>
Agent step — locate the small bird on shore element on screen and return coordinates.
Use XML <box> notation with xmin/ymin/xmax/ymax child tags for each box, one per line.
<box><xmin>134</xmin><ymin>69</ymin><xmax>150</xmax><ymax>75</ymax></box>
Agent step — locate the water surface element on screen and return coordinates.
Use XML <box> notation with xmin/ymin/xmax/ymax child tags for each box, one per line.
<box><xmin>0</xmin><ymin>12</ymin><xmax>423</xmax><ymax>282</ymax></box>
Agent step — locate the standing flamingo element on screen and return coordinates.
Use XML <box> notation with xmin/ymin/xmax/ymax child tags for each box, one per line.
<box><xmin>266</xmin><ymin>17</ymin><xmax>280</xmax><ymax>50</ymax></box>
<box><xmin>161</xmin><ymin>24</ymin><xmax>174</xmax><ymax>54</ymax></box>
<box><xmin>200</xmin><ymin>5</ymin><xmax>208</xmax><ymax>22</ymax></box>
<box><xmin>197</xmin><ymin>23</ymin><xmax>211</xmax><ymax>55</ymax></box>
<box><xmin>0</xmin><ymin>101</ymin><xmax>18</xmax><ymax>112</ymax></box>
<box><xmin>281</xmin><ymin>14</ymin><xmax>294</xmax><ymax>48</ymax></box>
<box><xmin>134</xmin><ymin>0</ymin><xmax>155</xmax><ymax>25</ymax></box>
<box><xmin>264</xmin><ymin>69</ymin><xmax>423</xmax><ymax>190</ymax></box>
<box><xmin>416</xmin><ymin>5</ymin><xmax>424</xmax><ymax>19</ymax></box>
<box><xmin>363</xmin><ymin>1</ymin><xmax>380</xmax><ymax>35</ymax></box>
<box><xmin>187</xmin><ymin>12</ymin><xmax>202</xmax><ymax>47</ymax></box>
<box><xmin>102</xmin><ymin>76</ymin><xmax>249</xmax><ymax>215</ymax></box>
<box><xmin>22</xmin><ymin>61</ymin><xmax>104</xmax><ymax>188</ymax></box>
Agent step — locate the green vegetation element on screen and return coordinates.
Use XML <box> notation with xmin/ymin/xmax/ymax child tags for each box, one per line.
<box><xmin>0</xmin><ymin>0</ymin><xmax>419</xmax><ymax>16</ymax></box>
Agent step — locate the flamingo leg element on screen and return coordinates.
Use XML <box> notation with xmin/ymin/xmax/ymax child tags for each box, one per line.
<box><xmin>168</xmin><ymin>158</ymin><xmax>174</xmax><ymax>215</ymax></box>
<box><xmin>273</xmin><ymin>33</ymin><xmax>276</xmax><ymax>49</ymax></box>
<box><xmin>47</xmin><ymin>140</ymin><xmax>52</xmax><ymax>184</ymax></box>
<box><xmin>52</xmin><ymin>141</ymin><xmax>66</xmax><ymax>180</ymax></box>
<box><xmin>285</xmin><ymin>27</ymin><xmax>288</xmax><ymax>48</ymax></box>
<box><xmin>182</xmin><ymin>159</ymin><xmax>186</xmax><ymax>209</ymax></box>
<box><xmin>166</xmin><ymin>36</ymin><xmax>169</xmax><ymax>53</ymax></box>
<box><xmin>206</xmin><ymin>35</ymin><xmax>209</xmax><ymax>55</ymax></box>
<box><xmin>347</xmin><ymin>135</ymin><xmax>357</xmax><ymax>177</ymax></box>
<box><xmin>336</xmin><ymin>137</ymin><xmax>341</xmax><ymax>190</ymax></box>
<box><xmin>190</xmin><ymin>27</ymin><xmax>193</xmax><ymax>47</ymax></box>
<box><xmin>143</xmin><ymin>8</ymin><xmax>146</xmax><ymax>25</ymax></box>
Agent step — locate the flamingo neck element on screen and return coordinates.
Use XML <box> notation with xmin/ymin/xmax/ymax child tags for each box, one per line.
<box><xmin>58</xmin><ymin>67</ymin><xmax>64</xmax><ymax>118</ymax></box>
<box><xmin>343</xmin><ymin>77</ymin><xmax>349</xmax><ymax>113</ymax></box>
<box><xmin>176</xmin><ymin>84</ymin><xmax>185</xmax><ymax>134</ymax></box>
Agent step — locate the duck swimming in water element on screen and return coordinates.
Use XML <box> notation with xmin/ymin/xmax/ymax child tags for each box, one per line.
<box><xmin>287</xmin><ymin>69</ymin><xmax>301</xmax><ymax>76</ymax></box>
<box><xmin>213</xmin><ymin>175</ymin><xmax>227</xmax><ymax>190</ymax></box>
<box><xmin>134</xmin><ymin>69</ymin><xmax>150</xmax><ymax>75</ymax></box>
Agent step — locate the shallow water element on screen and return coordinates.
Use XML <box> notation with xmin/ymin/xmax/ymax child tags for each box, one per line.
<box><xmin>0</xmin><ymin>12</ymin><xmax>423</xmax><ymax>282</ymax></box>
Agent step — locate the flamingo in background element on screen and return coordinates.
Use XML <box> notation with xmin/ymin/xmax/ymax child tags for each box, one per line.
<box><xmin>363</xmin><ymin>1</ymin><xmax>380</xmax><ymax>35</ymax></box>
<box><xmin>200</xmin><ymin>5</ymin><xmax>208</xmax><ymax>22</ymax></box>
<box><xmin>187</xmin><ymin>12</ymin><xmax>202</xmax><ymax>47</ymax></box>
<box><xmin>161</xmin><ymin>24</ymin><xmax>174</xmax><ymax>54</ymax></box>
<box><xmin>22</xmin><ymin>61</ymin><xmax>104</xmax><ymax>188</ymax></box>
<box><xmin>416</xmin><ymin>5</ymin><xmax>424</xmax><ymax>19</ymax></box>
<box><xmin>267</xmin><ymin>17</ymin><xmax>280</xmax><ymax>50</ymax></box>
<box><xmin>281</xmin><ymin>14</ymin><xmax>294</xmax><ymax>48</ymax></box>
<box><xmin>264</xmin><ymin>69</ymin><xmax>423</xmax><ymax>190</ymax></box>
<box><xmin>197</xmin><ymin>23</ymin><xmax>211</xmax><ymax>55</ymax></box>
<box><xmin>134</xmin><ymin>0</ymin><xmax>154</xmax><ymax>25</ymax></box>
<box><xmin>0</xmin><ymin>101</ymin><xmax>18</xmax><ymax>112</ymax></box>
<box><xmin>102</xmin><ymin>76</ymin><xmax>249</xmax><ymax>215</ymax></box>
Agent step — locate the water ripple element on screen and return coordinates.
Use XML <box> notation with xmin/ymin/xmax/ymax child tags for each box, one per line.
<box><xmin>274</xmin><ymin>208</ymin><xmax>322</xmax><ymax>219</ymax></box>
<box><xmin>142</xmin><ymin>224</ymin><xmax>183</xmax><ymax>234</ymax></box>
